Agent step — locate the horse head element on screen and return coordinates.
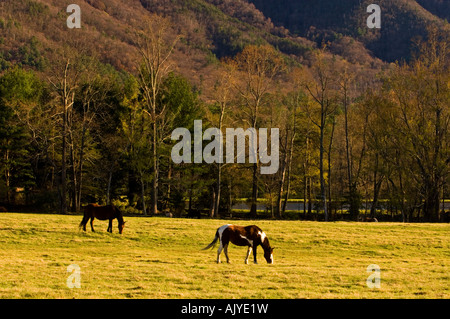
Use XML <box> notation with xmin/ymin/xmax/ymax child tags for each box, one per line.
<box><xmin>119</xmin><ymin>221</ymin><xmax>126</xmax><ymax>234</ymax></box>
<box><xmin>263</xmin><ymin>246</ymin><xmax>274</xmax><ymax>264</ymax></box>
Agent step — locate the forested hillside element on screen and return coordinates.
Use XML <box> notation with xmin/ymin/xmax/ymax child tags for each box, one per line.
<box><xmin>248</xmin><ymin>0</ymin><xmax>448</xmax><ymax>62</ymax></box>
<box><xmin>416</xmin><ymin>0</ymin><xmax>450</xmax><ymax>21</ymax></box>
<box><xmin>0</xmin><ymin>0</ymin><xmax>448</xmax><ymax>222</ymax></box>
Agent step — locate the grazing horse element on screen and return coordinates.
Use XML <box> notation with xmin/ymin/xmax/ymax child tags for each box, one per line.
<box><xmin>79</xmin><ymin>204</ymin><xmax>126</xmax><ymax>234</ymax></box>
<box><xmin>203</xmin><ymin>224</ymin><xmax>274</xmax><ymax>264</ymax></box>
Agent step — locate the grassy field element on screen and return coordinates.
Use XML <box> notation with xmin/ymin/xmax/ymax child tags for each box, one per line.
<box><xmin>0</xmin><ymin>213</ymin><xmax>448</xmax><ymax>299</ymax></box>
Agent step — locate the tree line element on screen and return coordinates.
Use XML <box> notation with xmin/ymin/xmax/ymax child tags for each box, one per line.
<box><xmin>0</xmin><ymin>24</ymin><xmax>448</xmax><ymax>222</ymax></box>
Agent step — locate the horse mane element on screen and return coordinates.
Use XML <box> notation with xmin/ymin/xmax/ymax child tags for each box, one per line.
<box><xmin>261</xmin><ymin>236</ymin><xmax>271</xmax><ymax>252</ymax></box>
<box><xmin>114</xmin><ymin>206</ymin><xmax>124</xmax><ymax>224</ymax></box>
<box><xmin>252</xmin><ymin>225</ymin><xmax>271</xmax><ymax>251</ymax></box>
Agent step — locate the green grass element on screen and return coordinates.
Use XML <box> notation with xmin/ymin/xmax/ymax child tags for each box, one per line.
<box><xmin>0</xmin><ymin>213</ymin><xmax>448</xmax><ymax>299</ymax></box>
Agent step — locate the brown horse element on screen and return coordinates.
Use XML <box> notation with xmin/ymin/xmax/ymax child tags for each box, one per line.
<box><xmin>203</xmin><ymin>224</ymin><xmax>274</xmax><ymax>264</ymax></box>
<box><xmin>79</xmin><ymin>204</ymin><xmax>126</xmax><ymax>234</ymax></box>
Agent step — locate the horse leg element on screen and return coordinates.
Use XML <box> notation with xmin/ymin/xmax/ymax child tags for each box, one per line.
<box><xmin>80</xmin><ymin>216</ymin><xmax>88</xmax><ymax>231</ymax></box>
<box><xmin>223</xmin><ymin>244</ymin><xmax>230</xmax><ymax>263</ymax></box>
<box><xmin>245</xmin><ymin>246</ymin><xmax>252</xmax><ymax>264</ymax></box>
<box><xmin>90</xmin><ymin>217</ymin><xmax>95</xmax><ymax>232</ymax></box>
<box><xmin>216</xmin><ymin>243</ymin><xmax>223</xmax><ymax>263</ymax></box>
<box><xmin>107</xmin><ymin>219</ymin><xmax>112</xmax><ymax>233</ymax></box>
<box><xmin>253</xmin><ymin>244</ymin><xmax>258</xmax><ymax>264</ymax></box>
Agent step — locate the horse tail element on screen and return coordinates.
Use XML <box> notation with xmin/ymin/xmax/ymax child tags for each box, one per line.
<box><xmin>202</xmin><ymin>229</ymin><xmax>220</xmax><ymax>250</ymax></box>
<box><xmin>79</xmin><ymin>205</ymin><xmax>90</xmax><ymax>229</ymax></box>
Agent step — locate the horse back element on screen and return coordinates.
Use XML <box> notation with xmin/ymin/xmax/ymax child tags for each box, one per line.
<box><xmin>84</xmin><ymin>204</ymin><xmax>117</xmax><ymax>220</ymax></box>
<box><xmin>224</xmin><ymin>225</ymin><xmax>263</xmax><ymax>247</ymax></box>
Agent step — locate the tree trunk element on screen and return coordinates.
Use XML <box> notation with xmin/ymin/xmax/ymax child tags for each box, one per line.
<box><xmin>210</xmin><ymin>187</ymin><xmax>216</xmax><ymax>218</ymax></box>
<box><xmin>370</xmin><ymin>154</ymin><xmax>383</xmax><ymax>218</ymax></box>
<box><xmin>151</xmin><ymin>120</ymin><xmax>158</xmax><ymax>215</ymax></box>
<box><xmin>343</xmin><ymin>90</ymin><xmax>360</xmax><ymax>219</ymax></box>
<box><xmin>304</xmin><ymin>136</ymin><xmax>310</xmax><ymax>217</ymax></box>
<box><xmin>249</xmin><ymin>162</ymin><xmax>258</xmax><ymax>218</ymax></box>
<box><xmin>5</xmin><ymin>149</ymin><xmax>10</xmax><ymax>204</ymax></box>
<box><xmin>398</xmin><ymin>172</ymin><xmax>406</xmax><ymax>222</ymax></box>
<box><xmin>59</xmin><ymin>61</ymin><xmax>73</xmax><ymax>215</ymax></box>
<box><xmin>282</xmin><ymin>121</ymin><xmax>296</xmax><ymax>216</ymax></box>
<box><xmin>69</xmin><ymin>138</ymin><xmax>77</xmax><ymax>212</ymax></box>
<box><xmin>213</xmin><ymin>111</ymin><xmax>224</xmax><ymax>218</ymax></box>
<box><xmin>423</xmin><ymin>182</ymin><xmax>440</xmax><ymax>222</ymax></box>
<box><xmin>167</xmin><ymin>162</ymin><xmax>172</xmax><ymax>209</ymax></box>
<box><xmin>327</xmin><ymin>118</ymin><xmax>336</xmax><ymax>220</ymax></box>
<box><xmin>227</xmin><ymin>176</ymin><xmax>232</xmax><ymax>217</ymax></box>
<box><xmin>61</xmin><ymin>94</ymin><xmax>68</xmax><ymax>214</ymax></box>
<box><xmin>188</xmin><ymin>168</ymin><xmax>194</xmax><ymax>216</ymax></box>
<box><xmin>303</xmin><ymin>175</ymin><xmax>307</xmax><ymax>217</ymax></box>
<box><xmin>141</xmin><ymin>174</ymin><xmax>147</xmax><ymax>216</ymax></box>
<box><xmin>308</xmin><ymin>177</ymin><xmax>312</xmax><ymax>216</ymax></box>
<box><xmin>76</xmin><ymin>124</ymin><xmax>87</xmax><ymax>212</ymax></box>
<box><xmin>106</xmin><ymin>168</ymin><xmax>113</xmax><ymax>205</ymax></box>
<box><xmin>68</xmin><ymin>109</ymin><xmax>77</xmax><ymax>212</ymax></box>
<box><xmin>319</xmin><ymin>117</ymin><xmax>328</xmax><ymax>221</ymax></box>
<box><xmin>276</xmin><ymin>144</ymin><xmax>287</xmax><ymax>218</ymax></box>
<box><xmin>213</xmin><ymin>164</ymin><xmax>221</xmax><ymax>218</ymax></box>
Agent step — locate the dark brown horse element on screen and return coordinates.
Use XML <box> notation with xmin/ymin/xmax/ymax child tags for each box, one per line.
<box><xmin>203</xmin><ymin>224</ymin><xmax>274</xmax><ymax>264</ymax></box>
<box><xmin>79</xmin><ymin>204</ymin><xmax>126</xmax><ymax>234</ymax></box>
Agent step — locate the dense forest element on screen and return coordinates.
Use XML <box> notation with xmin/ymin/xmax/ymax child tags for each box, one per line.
<box><xmin>0</xmin><ymin>0</ymin><xmax>448</xmax><ymax>222</ymax></box>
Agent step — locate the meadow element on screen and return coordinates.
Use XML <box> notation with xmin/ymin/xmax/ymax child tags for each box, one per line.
<box><xmin>0</xmin><ymin>213</ymin><xmax>448</xmax><ymax>299</ymax></box>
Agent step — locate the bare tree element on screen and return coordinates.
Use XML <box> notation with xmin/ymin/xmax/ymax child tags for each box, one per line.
<box><xmin>209</xmin><ymin>65</ymin><xmax>235</xmax><ymax>218</ymax></box>
<box><xmin>230</xmin><ymin>44</ymin><xmax>284</xmax><ymax>218</ymax></box>
<box><xmin>303</xmin><ymin>49</ymin><xmax>339</xmax><ymax>221</ymax></box>
<box><xmin>135</xmin><ymin>17</ymin><xmax>179</xmax><ymax>215</ymax></box>
<box><xmin>48</xmin><ymin>56</ymin><xmax>80</xmax><ymax>214</ymax></box>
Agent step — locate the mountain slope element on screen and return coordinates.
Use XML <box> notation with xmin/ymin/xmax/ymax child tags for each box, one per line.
<box><xmin>416</xmin><ymin>0</ymin><xmax>450</xmax><ymax>21</ymax></box>
<box><xmin>0</xmin><ymin>0</ymin><xmax>320</xmax><ymax>96</ymax></box>
<box><xmin>0</xmin><ymin>0</ymin><xmax>384</xmax><ymax>73</ymax></box>
<box><xmin>246</xmin><ymin>0</ymin><xmax>449</xmax><ymax>62</ymax></box>
<box><xmin>1</xmin><ymin>0</ymin><xmax>445</xmax><ymax>91</ymax></box>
